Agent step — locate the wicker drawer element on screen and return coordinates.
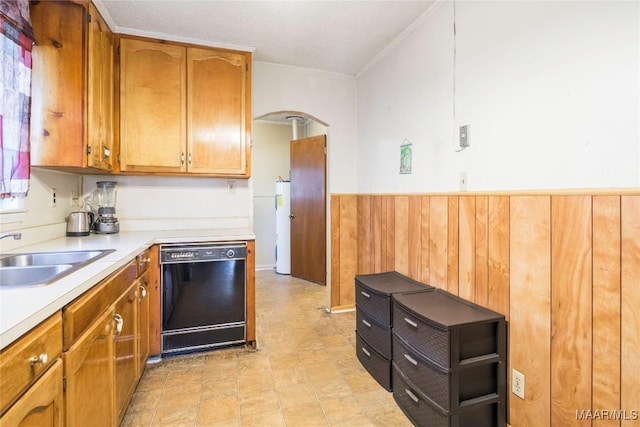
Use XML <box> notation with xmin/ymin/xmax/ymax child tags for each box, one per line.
<box><xmin>356</xmin><ymin>332</ymin><xmax>391</xmax><ymax>392</ymax></box>
<box><xmin>392</xmin><ymin>364</ymin><xmax>505</xmax><ymax>427</ymax></box>
<box><xmin>356</xmin><ymin>308</ymin><xmax>391</xmax><ymax>359</ymax></box>
<box><xmin>393</xmin><ymin>333</ymin><xmax>503</xmax><ymax>412</ymax></box>
<box><xmin>393</xmin><ymin>290</ymin><xmax>506</xmax><ymax>370</ymax></box>
<box><xmin>355</xmin><ymin>271</ymin><xmax>432</xmax><ymax>327</ymax></box>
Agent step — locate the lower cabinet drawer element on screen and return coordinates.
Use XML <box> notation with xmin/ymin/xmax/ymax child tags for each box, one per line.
<box><xmin>0</xmin><ymin>313</ymin><xmax>63</xmax><ymax>414</ymax></box>
<box><xmin>392</xmin><ymin>333</ymin><xmax>501</xmax><ymax>412</ymax></box>
<box><xmin>355</xmin><ymin>332</ymin><xmax>391</xmax><ymax>392</ymax></box>
<box><xmin>392</xmin><ymin>364</ymin><xmax>504</xmax><ymax>427</ymax></box>
<box><xmin>356</xmin><ymin>308</ymin><xmax>391</xmax><ymax>359</ymax></box>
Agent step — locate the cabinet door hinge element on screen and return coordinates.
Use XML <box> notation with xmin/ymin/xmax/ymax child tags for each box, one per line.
<box><xmin>117</xmin><ymin>153</ymin><xmax>121</xmax><ymax>163</ymax></box>
<box><xmin>87</xmin><ymin>13</ymin><xmax>92</xmax><ymax>23</ymax></box>
<box><xmin>246</xmin><ymin>63</ymin><xmax>248</xmax><ymax>72</ymax></box>
<box><xmin>87</xmin><ymin>145</ymin><xmax>92</xmax><ymax>155</ymax></box>
<box><xmin>117</xmin><ymin>45</ymin><xmax>120</xmax><ymax>56</ymax></box>
<box><xmin>63</xmin><ymin>376</ymin><xmax>67</xmax><ymax>392</ymax></box>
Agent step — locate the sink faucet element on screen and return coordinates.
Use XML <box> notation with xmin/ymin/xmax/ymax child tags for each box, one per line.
<box><xmin>0</xmin><ymin>232</ymin><xmax>22</xmax><ymax>240</ymax></box>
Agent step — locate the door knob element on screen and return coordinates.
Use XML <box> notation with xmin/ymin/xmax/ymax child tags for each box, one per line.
<box><xmin>289</xmin><ymin>214</ymin><xmax>295</xmax><ymax>219</ymax></box>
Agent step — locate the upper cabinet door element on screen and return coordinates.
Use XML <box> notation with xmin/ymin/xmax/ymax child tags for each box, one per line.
<box><xmin>187</xmin><ymin>48</ymin><xmax>250</xmax><ymax>175</ymax></box>
<box><xmin>119</xmin><ymin>38</ymin><xmax>186</xmax><ymax>173</ymax></box>
<box><xmin>30</xmin><ymin>1</ymin><xmax>86</xmax><ymax>168</ymax></box>
<box><xmin>87</xmin><ymin>3</ymin><xmax>114</xmax><ymax>171</ymax></box>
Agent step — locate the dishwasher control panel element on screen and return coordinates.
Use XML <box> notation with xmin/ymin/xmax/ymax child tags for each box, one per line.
<box><xmin>160</xmin><ymin>243</ymin><xmax>247</xmax><ymax>263</ymax></box>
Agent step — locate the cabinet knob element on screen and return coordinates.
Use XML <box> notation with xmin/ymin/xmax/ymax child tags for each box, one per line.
<box><xmin>29</xmin><ymin>353</ymin><xmax>48</xmax><ymax>366</ymax></box>
<box><xmin>139</xmin><ymin>285</ymin><xmax>147</xmax><ymax>300</ymax></box>
<box><xmin>113</xmin><ymin>313</ymin><xmax>124</xmax><ymax>336</ymax></box>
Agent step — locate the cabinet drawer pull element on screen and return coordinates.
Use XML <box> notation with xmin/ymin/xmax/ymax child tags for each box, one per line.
<box><xmin>29</xmin><ymin>352</ymin><xmax>48</xmax><ymax>366</ymax></box>
<box><xmin>113</xmin><ymin>313</ymin><xmax>124</xmax><ymax>336</ymax></box>
<box><xmin>361</xmin><ymin>319</ymin><xmax>372</xmax><ymax>328</ymax></box>
<box><xmin>361</xmin><ymin>347</ymin><xmax>371</xmax><ymax>357</ymax></box>
<box><xmin>139</xmin><ymin>285</ymin><xmax>147</xmax><ymax>299</ymax></box>
<box><xmin>360</xmin><ymin>291</ymin><xmax>371</xmax><ymax>299</ymax></box>
<box><xmin>404</xmin><ymin>317</ymin><xmax>418</xmax><ymax>328</ymax></box>
<box><xmin>405</xmin><ymin>388</ymin><xmax>420</xmax><ymax>403</ymax></box>
<box><xmin>404</xmin><ymin>353</ymin><xmax>418</xmax><ymax>366</ymax></box>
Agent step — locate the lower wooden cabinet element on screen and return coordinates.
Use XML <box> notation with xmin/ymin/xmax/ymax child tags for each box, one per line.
<box><xmin>0</xmin><ymin>360</ymin><xmax>64</xmax><ymax>427</ymax></box>
<box><xmin>3</xmin><ymin>249</ymin><xmax>157</xmax><ymax>426</ymax></box>
<box><xmin>0</xmin><ymin>313</ymin><xmax>63</xmax><ymax>415</ymax></box>
<box><xmin>63</xmin><ymin>307</ymin><xmax>115</xmax><ymax>427</ymax></box>
<box><xmin>113</xmin><ymin>282</ymin><xmax>138</xmax><ymax>422</ymax></box>
<box><xmin>137</xmin><ymin>271</ymin><xmax>151</xmax><ymax>377</ymax></box>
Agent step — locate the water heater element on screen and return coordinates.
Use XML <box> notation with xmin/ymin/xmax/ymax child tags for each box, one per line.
<box><xmin>275</xmin><ymin>181</ymin><xmax>291</xmax><ymax>274</ymax></box>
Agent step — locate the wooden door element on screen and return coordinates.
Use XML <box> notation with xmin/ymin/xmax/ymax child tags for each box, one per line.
<box><xmin>30</xmin><ymin>1</ymin><xmax>85</xmax><ymax>167</ymax></box>
<box><xmin>64</xmin><ymin>308</ymin><xmax>115</xmax><ymax>427</ymax></box>
<box><xmin>0</xmin><ymin>361</ymin><xmax>64</xmax><ymax>427</ymax></box>
<box><xmin>87</xmin><ymin>4</ymin><xmax>114</xmax><ymax>171</ymax></box>
<box><xmin>187</xmin><ymin>47</ymin><xmax>249</xmax><ymax>175</ymax></box>
<box><xmin>290</xmin><ymin>135</ymin><xmax>327</xmax><ymax>285</ymax></box>
<box><xmin>113</xmin><ymin>282</ymin><xmax>138</xmax><ymax>423</ymax></box>
<box><xmin>137</xmin><ymin>272</ymin><xmax>150</xmax><ymax>378</ymax></box>
<box><xmin>119</xmin><ymin>38</ymin><xmax>186</xmax><ymax>173</ymax></box>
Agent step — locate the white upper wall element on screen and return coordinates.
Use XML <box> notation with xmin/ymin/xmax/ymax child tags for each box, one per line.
<box><xmin>357</xmin><ymin>0</ymin><xmax>640</xmax><ymax>192</ymax></box>
<box><xmin>252</xmin><ymin>61</ymin><xmax>358</xmax><ymax>193</ymax></box>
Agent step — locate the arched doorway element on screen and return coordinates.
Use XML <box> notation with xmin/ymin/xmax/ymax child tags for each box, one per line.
<box><xmin>252</xmin><ymin>111</ymin><xmax>329</xmax><ymax>285</ymax></box>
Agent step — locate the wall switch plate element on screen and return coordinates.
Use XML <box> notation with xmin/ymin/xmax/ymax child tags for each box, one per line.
<box><xmin>227</xmin><ymin>181</ymin><xmax>236</xmax><ymax>194</ymax></box>
<box><xmin>512</xmin><ymin>369</ymin><xmax>525</xmax><ymax>399</ymax></box>
<box><xmin>70</xmin><ymin>191</ymin><xmax>79</xmax><ymax>207</ymax></box>
<box><xmin>460</xmin><ymin>125</ymin><xmax>470</xmax><ymax>148</ymax></box>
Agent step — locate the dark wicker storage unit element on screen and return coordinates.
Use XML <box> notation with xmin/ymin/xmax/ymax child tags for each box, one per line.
<box><xmin>391</xmin><ymin>289</ymin><xmax>507</xmax><ymax>426</ymax></box>
<box><xmin>354</xmin><ymin>271</ymin><xmax>434</xmax><ymax>391</ymax></box>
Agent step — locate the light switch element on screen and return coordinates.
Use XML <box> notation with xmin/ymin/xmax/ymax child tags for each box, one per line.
<box><xmin>460</xmin><ymin>125</ymin><xmax>470</xmax><ymax>148</ymax></box>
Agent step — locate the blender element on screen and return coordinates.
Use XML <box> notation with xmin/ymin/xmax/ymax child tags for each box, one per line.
<box><xmin>87</xmin><ymin>181</ymin><xmax>120</xmax><ymax>234</ymax></box>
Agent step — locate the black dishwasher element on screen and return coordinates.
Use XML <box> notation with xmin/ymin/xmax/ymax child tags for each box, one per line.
<box><xmin>160</xmin><ymin>242</ymin><xmax>246</xmax><ymax>355</ymax></box>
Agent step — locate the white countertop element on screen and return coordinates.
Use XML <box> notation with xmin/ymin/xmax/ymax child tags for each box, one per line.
<box><xmin>0</xmin><ymin>228</ymin><xmax>255</xmax><ymax>350</ymax></box>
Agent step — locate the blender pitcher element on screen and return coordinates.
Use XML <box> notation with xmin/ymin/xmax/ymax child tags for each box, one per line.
<box><xmin>86</xmin><ymin>181</ymin><xmax>120</xmax><ymax>234</ymax></box>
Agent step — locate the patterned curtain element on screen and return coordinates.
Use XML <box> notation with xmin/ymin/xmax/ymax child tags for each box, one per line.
<box><xmin>0</xmin><ymin>0</ymin><xmax>34</xmax><ymax>198</ymax></box>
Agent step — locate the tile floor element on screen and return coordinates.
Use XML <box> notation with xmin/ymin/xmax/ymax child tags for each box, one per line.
<box><xmin>121</xmin><ymin>270</ymin><xmax>412</xmax><ymax>426</ymax></box>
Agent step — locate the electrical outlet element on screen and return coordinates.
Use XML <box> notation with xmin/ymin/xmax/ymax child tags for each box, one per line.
<box><xmin>50</xmin><ymin>188</ymin><xmax>58</xmax><ymax>207</ymax></box>
<box><xmin>227</xmin><ymin>181</ymin><xmax>236</xmax><ymax>194</ymax></box>
<box><xmin>512</xmin><ymin>369</ymin><xmax>525</xmax><ymax>399</ymax></box>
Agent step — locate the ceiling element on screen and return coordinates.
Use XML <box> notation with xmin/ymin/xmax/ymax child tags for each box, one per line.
<box><xmin>95</xmin><ymin>0</ymin><xmax>435</xmax><ymax>76</ymax></box>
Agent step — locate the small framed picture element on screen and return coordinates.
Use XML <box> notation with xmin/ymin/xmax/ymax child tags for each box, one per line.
<box><xmin>400</xmin><ymin>142</ymin><xmax>412</xmax><ymax>174</ymax></box>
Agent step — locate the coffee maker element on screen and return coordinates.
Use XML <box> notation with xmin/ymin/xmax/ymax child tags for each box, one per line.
<box><xmin>87</xmin><ymin>181</ymin><xmax>120</xmax><ymax>234</ymax></box>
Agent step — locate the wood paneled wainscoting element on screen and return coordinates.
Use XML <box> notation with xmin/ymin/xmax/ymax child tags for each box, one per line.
<box><xmin>330</xmin><ymin>192</ymin><xmax>639</xmax><ymax>427</ymax></box>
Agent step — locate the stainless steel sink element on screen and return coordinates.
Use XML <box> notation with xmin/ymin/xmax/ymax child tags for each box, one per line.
<box><xmin>0</xmin><ymin>250</ymin><xmax>112</xmax><ymax>267</ymax></box>
<box><xmin>0</xmin><ymin>265</ymin><xmax>74</xmax><ymax>288</ymax></box>
<box><xmin>0</xmin><ymin>249</ymin><xmax>115</xmax><ymax>288</ymax></box>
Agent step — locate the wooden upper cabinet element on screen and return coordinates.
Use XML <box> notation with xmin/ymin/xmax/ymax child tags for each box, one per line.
<box><xmin>87</xmin><ymin>3</ymin><xmax>115</xmax><ymax>170</ymax></box>
<box><xmin>118</xmin><ymin>36</ymin><xmax>251</xmax><ymax>176</ymax></box>
<box><xmin>30</xmin><ymin>1</ymin><xmax>114</xmax><ymax>172</ymax></box>
<box><xmin>188</xmin><ymin>48</ymin><xmax>249</xmax><ymax>175</ymax></box>
<box><xmin>118</xmin><ymin>38</ymin><xmax>187</xmax><ymax>173</ymax></box>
